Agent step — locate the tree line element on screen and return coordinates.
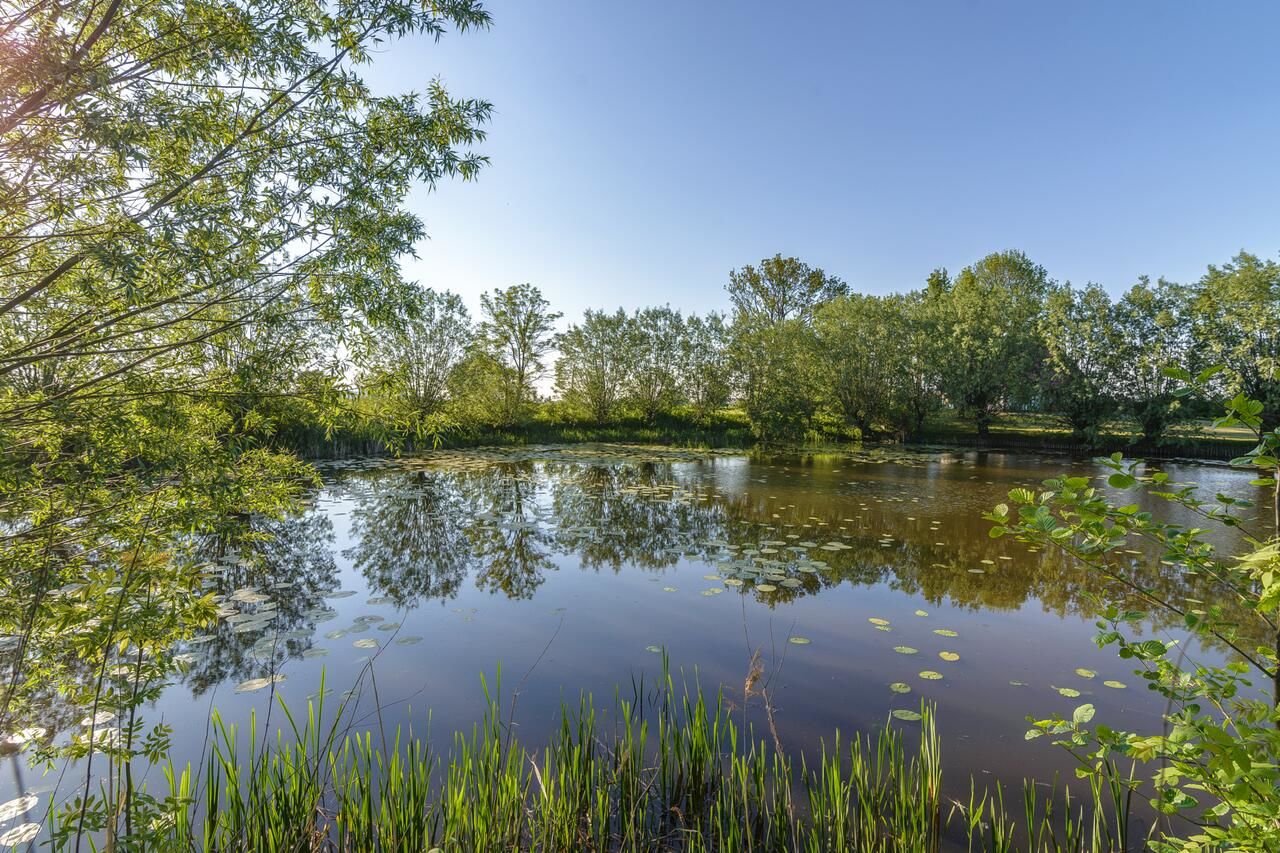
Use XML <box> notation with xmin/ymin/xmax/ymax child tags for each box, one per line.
<box><xmin>350</xmin><ymin>249</ymin><xmax>1280</xmax><ymax>445</ymax></box>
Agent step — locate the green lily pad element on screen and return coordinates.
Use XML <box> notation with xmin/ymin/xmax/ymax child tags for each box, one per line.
<box><xmin>1053</xmin><ymin>686</ymin><xmax>1081</xmax><ymax>698</ymax></box>
<box><xmin>918</xmin><ymin>670</ymin><xmax>943</xmax><ymax>680</ymax></box>
<box><xmin>353</xmin><ymin>638</ymin><xmax>378</xmax><ymax>649</ymax></box>
<box><xmin>755</xmin><ymin>584</ymin><xmax>777</xmax><ymax>592</ymax></box>
<box><xmin>914</xmin><ymin>609</ymin><xmax>928</xmax><ymax>617</ymax></box>
<box><xmin>395</xmin><ymin>636</ymin><xmax>424</xmax><ymax>646</ymax></box>
<box><xmin>662</xmin><ymin>586</ymin><xmax>678</xmax><ymax>592</ymax></box>
<box><xmin>788</xmin><ymin>636</ymin><xmax>811</xmax><ymax>645</ymax></box>
<box><xmin>893</xmin><ymin>646</ymin><xmax>918</xmax><ymax>655</ymax></box>
<box><xmin>235</xmin><ymin>675</ymin><xmax>283</xmax><ymax>693</ymax></box>
<box><xmin>889</xmin><ymin>682</ymin><xmax>911</xmax><ymax>694</ymax></box>
<box><xmin>1074</xmin><ymin>668</ymin><xmax>1097</xmax><ymax>679</ymax></box>
<box><xmin>1103</xmin><ymin>680</ymin><xmax>1127</xmax><ymax>689</ymax></box>
<box><xmin>0</xmin><ymin>795</ymin><xmax>37</xmax><ymax>821</ymax></box>
<box><xmin>933</xmin><ymin>629</ymin><xmax>958</xmax><ymax>637</ymax></box>
<box><xmin>868</xmin><ymin>617</ymin><xmax>890</xmax><ymax>626</ymax></box>
<box><xmin>645</xmin><ymin>645</ymin><xmax>662</xmax><ymax>653</ymax></box>
<box><xmin>939</xmin><ymin>651</ymin><xmax>960</xmax><ymax>662</ymax></box>
<box><xmin>891</xmin><ymin>709</ymin><xmax>922</xmax><ymax>721</ymax></box>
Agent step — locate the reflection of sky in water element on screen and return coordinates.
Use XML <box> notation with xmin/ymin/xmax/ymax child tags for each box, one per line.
<box><xmin>6</xmin><ymin>446</ymin><xmax>1270</xmax><ymax>828</ymax></box>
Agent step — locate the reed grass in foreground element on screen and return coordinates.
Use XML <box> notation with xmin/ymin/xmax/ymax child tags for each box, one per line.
<box><xmin>53</xmin><ymin>670</ymin><xmax>1133</xmax><ymax>852</ymax></box>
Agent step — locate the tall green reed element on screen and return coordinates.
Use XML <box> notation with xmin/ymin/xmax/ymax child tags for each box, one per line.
<box><xmin>51</xmin><ymin>665</ymin><xmax>1132</xmax><ymax>851</ymax></box>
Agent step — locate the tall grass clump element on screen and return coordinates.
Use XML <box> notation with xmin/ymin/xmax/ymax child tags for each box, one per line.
<box><xmin>52</xmin><ymin>667</ymin><xmax>1131</xmax><ymax>851</ymax></box>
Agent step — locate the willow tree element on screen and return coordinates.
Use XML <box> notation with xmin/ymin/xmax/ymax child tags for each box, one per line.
<box><xmin>726</xmin><ymin>254</ymin><xmax>844</xmax><ymax>438</ymax></box>
<box><xmin>679</xmin><ymin>312</ymin><xmax>732</xmax><ymax>419</ymax></box>
<box><xmin>926</xmin><ymin>251</ymin><xmax>1051</xmax><ymax>436</ymax></box>
<box><xmin>1038</xmin><ymin>283</ymin><xmax>1125</xmax><ymax>443</ymax></box>
<box><xmin>0</xmin><ymin>0</ymin><xmax>491</xmax><ymax>843</ymax></box>
<box><xmin>554</xmin><ymin>308</ymin><xmax>635</xmax><ymax>422</ymax></box>
<box><xmin>1188</xmin><ymin>252</ymin><xmax>1280</xmax><ymax>432</ymax></box>
<box><xmin>354</xmin><ymin>288</ymin><xmax>473</xmax><ymax>419</ymax></box>
<box><xmin>726</xmin><ymin>254</ymin><xmax>848</xmax><ymax>325</ymax></box>
<box><xmin>477</xmin><ymin>283</ymin><xmax>561</xmax><ymax>423</ymax></box>
<box><xmin>1113</xmin><ymin>276</ymin><xmax>1190</xmax><ymax>443</ymax></box>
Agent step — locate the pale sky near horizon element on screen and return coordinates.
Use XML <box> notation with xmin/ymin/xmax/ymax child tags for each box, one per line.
<box><xmin>363</xmin><ymin>1</ymin><xmax>1280</xmax><ymax>326</ymax></box>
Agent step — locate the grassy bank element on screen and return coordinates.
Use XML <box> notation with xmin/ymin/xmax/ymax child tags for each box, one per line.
<box><xmin>279</xmin><ymin>408</ymin><xmax>758</xmax><ymax>458</ymax></box>
<box><xmin>277</xmin><ymin>403</ymin><xmax>1253</xmax><ymax>464</ymax></box>
<box><xmin>914</xmin><ymin>411</ymin><xmax>1257</xmax><ymax>461</ymax></box>
<box><xmin>55</xmin><ymin>669</ymin><xmax>1134</xmax><ymax>852</ymax></box>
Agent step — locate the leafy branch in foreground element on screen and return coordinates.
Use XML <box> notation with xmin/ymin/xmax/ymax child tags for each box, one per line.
<box><xmin>1</xmin><ymin>0</ymin><xmax>492</xmax><ymax>845</ymax></box>
<box><xmin>987</xmin><ymin>367</ymin><xmax>1280</xmax><ymax>851</ymax></box>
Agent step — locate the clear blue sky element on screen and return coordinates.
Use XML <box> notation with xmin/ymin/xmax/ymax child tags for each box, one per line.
<box><xmin>365</xmin><ymin>1</ymin><xmax>1280</xmax><ymax>324</ymax></box>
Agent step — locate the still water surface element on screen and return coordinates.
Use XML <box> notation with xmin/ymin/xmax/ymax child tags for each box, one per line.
<box><xmin>12</xmin><ymin>444</ymin><xmax>1272</xmax><ymax>826</ymax></box>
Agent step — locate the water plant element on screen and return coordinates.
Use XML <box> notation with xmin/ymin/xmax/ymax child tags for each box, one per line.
<box><xmin>42</xmin><ymin>665</ymin><xmax>1132</xmax><ymax>852</ymax></box>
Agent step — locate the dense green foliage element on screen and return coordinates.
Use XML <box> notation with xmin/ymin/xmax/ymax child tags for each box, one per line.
<box><xmin>989</xmin><ymin>379</ymin><xmax>1280</xmax><ymax>851</ymax></box>
<box><xmin>4</xmin><ymin>0</ymin><xmax>1280</xmax><ymax>849</ymax></box>
<box><xmin>0</xmin><ymin>0</ymin><xmax>491</xmax><ymax>843</ymax></box>
<box><xmin>328</xmin><ymin>248</ymin><xmax>1280</xmax><ymax>447</ymax></box>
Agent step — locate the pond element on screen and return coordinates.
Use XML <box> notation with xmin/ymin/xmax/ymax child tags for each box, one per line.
<box><xmin>5</xmin><ymin>444</ymin><xmax>1270</xmax><ymax>835</ymax></box>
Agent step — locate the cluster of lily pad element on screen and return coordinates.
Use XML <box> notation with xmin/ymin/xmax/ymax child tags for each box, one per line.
<box><xmin>699</xmin><ymin>535</ymin><xmax>851</xmax><ymax>594</ymax></box>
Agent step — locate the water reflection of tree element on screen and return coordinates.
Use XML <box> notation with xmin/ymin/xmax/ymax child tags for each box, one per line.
<box><xmin>457</xmin><ymin>462</ymin><xmax>555</xmax><ymax>599</ymax></box>
<box><xmin>543</xmin><ymin>462</ymin><xmax>733</xmax><ymax>571</ymax></box>
<box><xmin>182</xmin><ymin>512</ymin><xmax>337</xmax><ymax>695</ymax></box>
<box><xmin>330</xmin><ymin>454</ymin><xmax>1262</xmax><ymax>655</ymax></box>
<box><xmin>344</xmin><ymin>470</ymin><xmax>473</xmax><ymax>607</ymax></box>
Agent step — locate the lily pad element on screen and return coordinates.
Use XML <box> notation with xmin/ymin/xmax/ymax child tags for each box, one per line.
<box><xmin>1053</xmin><ymin>686</ymin><xmax>1082</xmax><ymax>698</ymax></box>
<box><xmin>645</xmin><ymin>645</ymin><xmax>663</xmax><ymax>653</ymax></box>
<box><xmin>0</xmin><ymin>823</ymin><xmax>41</xmax><ymax>846</ymax></box>
<box><xmin>395</xmin><ymin>636</ymin><xmax>424</xmax><ymax>646</ymax></box>
<box><xmin>891</xmin><ymin>709</ymin><xmax>923</xmax><ymax>721</ymax></box>
<box><xmin>889</xmin><ymin>682</ymin><xmax>911</xmax><ymax>694</ymax></box>
<box><xmin>932</xmin><ymin>629</ymin><xmax>958</xmax><ymax>637</ymax></box>
<box><xmin>893</xmin><ymin>646</ymin><xmax>918</xmax><ymax>655</ymax></box>
<box><xmin>788</xmin><ymin>636</ymin><xmax>811</xmax><ymax>645</ymax></box>
<box><xmin>918</xmin><ymin>671</ymin><xmax>943</xmax><ymax>680</ymax></box>
<box><xmin>1074</xmin><ymin>668</ymin><xmax>1097</xmax><ymax>679</ymax></box>
<box><xmin>662</xmin><ymin>587</ymin><xmax>678</xmax><ymax>592</ymax></box>
<box><xmin>235</xmin><ymin>676</ymin><xmax>281</xmax><ymax>693</ymax></box>
<box><xmin>353</xmin><ymin>638</ymin><xmax>378</xmax><ymax>649</ymax></box>
<box><xmin>938</xmin><ymin>651</ymin><xmax>960</xmax><ymax>662</ymax></box>
<box><xmin>0</xmin><ymin>795</ymin><xmax>37</xmax><ymax>820</ymax></box>
<box><xmin>868</xmin><ymin>617</ymin><xmax>890</xmax><ymax>626</ymax></box>
<box><xmin>301</xmin><ymin>648</ymin><xmax>330</xmax><ymax>659</ymax></box>
<box><xmin>914</xmin><ymin>609</ymin><xmax>928</xmax><ymax>617</ymax></box>
<box><xmin>1103</xmin><ymin>680</ymin><xmax>1127</xmax><ymax>689</ymax></box>
<box><xmin>755</xmin><ymin>584</ymin><xmax>776</xmax><ymax>593</ymax></box>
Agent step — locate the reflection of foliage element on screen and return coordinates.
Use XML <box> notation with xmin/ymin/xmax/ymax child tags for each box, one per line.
<box><xmin>345</xmin><ymin>470</ymin><xmax>473</xmax><ymax>607</ymax></box>
<box><xmin>461</xmin><ymin>463</ymin><xmax>556</xmax><ymax>599</ymax></box>
<box><xmin>545</xmin><ymin>462</ymin><xmax>730</xmax><ymax>571</ymax></box>
<box><xmin>317</xmin><ymin>449</ymin><xmax>1260</xmax><ymax>648</ymax></box>
<box><xmin>182</xmin><ymin>513</ymin><xmax>337</xmax><ymax>696</ymax></box>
